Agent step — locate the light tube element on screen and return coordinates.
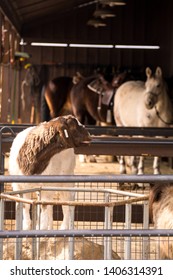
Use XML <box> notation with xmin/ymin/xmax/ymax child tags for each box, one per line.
<box><xmin>31</xmin><ymin>42</ymin><xmax>68</xmax><ymax>47</ymax></box>
<box><xmin>69</xmin><ymin>43</ymin><xmax>114</xmax><ymax>48</ymax></box>
<box><xmin>115</xmin><ymin>45</ymin><xmax>160</xmax><ymax>49</ymax></box>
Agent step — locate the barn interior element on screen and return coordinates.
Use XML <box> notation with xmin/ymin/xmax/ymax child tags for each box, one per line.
<box><xmin>1</xmin><ymin>0</ymin><xmax>173</xmax><ymax>261</ymax></box>
<box><xmin>0</xmin><ymin>0</ymin><xmax>173</xmax><ymax>123</ymax></box>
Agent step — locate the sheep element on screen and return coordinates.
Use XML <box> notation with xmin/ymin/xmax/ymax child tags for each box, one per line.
<box><xmin>149</xmin><ymin>184</ymin><xmax>173</xmax><ymax>259</ymax></box>
<box><xmin>8</xmin><ymin>115</ymin><xmax>91</xmax><ymax>231</ymax></box>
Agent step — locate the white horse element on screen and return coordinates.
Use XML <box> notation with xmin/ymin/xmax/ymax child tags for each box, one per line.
<box><xmin>9</xmin><ymin>115</ymin><xmax>91</xmax><ymax>231</ymax></box>
<box><xmin>113</xmin><ymin>67</ymin><xmax>173</xmax><ymax>178</ymax></box>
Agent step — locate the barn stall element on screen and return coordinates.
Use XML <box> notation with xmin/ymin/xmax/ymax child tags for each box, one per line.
<box><xmin>0</xmin><ymin>0</ymin><xmax>173</xmax><ymax>260</ymax></box>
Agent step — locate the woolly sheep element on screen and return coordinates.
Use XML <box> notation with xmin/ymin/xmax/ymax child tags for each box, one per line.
<box><xmin>9</xmin><ymin>115</ymin><xmax>91</xmax><ymax>231</ymax></box>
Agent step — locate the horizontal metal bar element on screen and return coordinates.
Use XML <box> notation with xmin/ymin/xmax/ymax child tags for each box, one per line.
<box><xmin>0</xmin><ymin>194</ymin><xmax>148</xmax><ymax>206</ymax></box>
<box><xmin>2</xmin><ymin>124</ymin><xmax>173</xmax><ymax>137</ymax></box>
<box><xmin>0</xmin><ymin>229</ymin><xmax>173</xmax><ymax>238</ymax></box>
<box><xmin>5</xmin><ymin>187</ymin><xmax>147</xmax><ymax>197</ymax></box>
<box><xmin>0</xmin><ymin>174</ymin><xmax>173</xmax><ymax>183</ymax></box>
<box><xmin>1</xmin><ymin>125</ymin><xmax>173</xmax><ymax>156</ymax></box>
<box><xmin>3</xmin><ymin>138</ymin><xmax>173</xmax><ymax>156</ymax></box>
<box><xmin>92</xmin><ymin>137</ymin><xmax>173</xmax><ymax>144</ymax></box>
<box><xmin>86</xmin><ymin>125</ymin><xmax>173</xmax><ymax>137</ymax></box>
<box><xmin>75</xmin><ymin>139</ymin><xmax>173</xmax><ymax>156</ymax></box>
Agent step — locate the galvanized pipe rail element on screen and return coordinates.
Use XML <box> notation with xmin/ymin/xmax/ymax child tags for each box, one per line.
<box><xmin>1</xmin><ymin>123</ymin><xmax>173</xmax><ymax>137</ymax></box>
<box><xmin>0</xmin><ymin>174</ymin><xmax>173</xmax><ymax>184</ymax></box>
<box><xmin>1</xmin><ymin>124</ymin><xmax>173</xmax><ymax>157</ymax></box>
<box><xmin>1</xmin><ymin>134</ymin><xmax>173</xmax><ymax>156</ymax></box>
<box><xmin>75</xmin><ymin>136</ymin><xmax>173</xmax><ymax>156</ymax></box>
<box><xmin>0</xmin><ymin>229</ymin><xmax>173</xmax><ymax>238</ymax></box>
<box><xmin>86</xmin><ymin>125</ymin><xmax>173</xmax><ymax>137</ymax></box>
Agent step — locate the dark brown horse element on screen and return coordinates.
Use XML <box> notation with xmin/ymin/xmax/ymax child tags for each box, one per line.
<box><xmin>41</xmin><ymin>72</ymin><xmax>128</xmax><ymax>125</ymax></box>
<box><xmin>40</xmin><ymin>72</ymin><xmax>85</xmax><ymax>122</ymax></box>
<box><xmin>70</xmin><ymin>73</ymin><xmax>122</xmax><ymax>125</ymax></box>
<box><xmin>40</xmin><ymin>76</ymin><xmax>73</xmax><ymax>122</ymax></box>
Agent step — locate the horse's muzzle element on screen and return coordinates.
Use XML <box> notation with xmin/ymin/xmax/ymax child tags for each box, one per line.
<box><xmin>145</xmin><ymin>93</ymin><xmax>158</xmax><ymax>109</ymax></box>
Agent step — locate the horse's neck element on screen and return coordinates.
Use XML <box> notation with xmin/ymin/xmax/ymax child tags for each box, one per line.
<box><xmin>159</xmin><ymin>87</ymin><xmax>171</xmax><ymax>107</ymax></box>
<box><xmin>157</xmin><ymin>87</ymin><xmax>173</xmax><ymax>121</ymax></box>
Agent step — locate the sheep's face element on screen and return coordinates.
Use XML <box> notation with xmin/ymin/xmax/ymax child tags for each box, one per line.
<box><xmin>17</xmin><ymin>115</ymin><xmax>91</xmax><ymax>175</ymax></box>
<box><xmin>55</xmin><ymin>115</ymin><xmax>91</xmax><ymax>147</ymax></box>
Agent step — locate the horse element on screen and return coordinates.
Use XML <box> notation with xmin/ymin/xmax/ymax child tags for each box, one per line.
<box><xmin>40</xmin><ymin>76</ymin><xmax>74</xmax><ymax>122</ymax></box>
<box><xmin>70</xmin><ymin>71</ymin><xmax>128</xmax><ymax>125</ymax></box>
<box><xmin>40</xmin><ymin>72</ymin><xmax>128</xmax><ymax>162</ymax></box>
<box><xmin>149</xmin><ymin>183</ymin><xmax>173</xmax><ymax>259</ymax></box>
<box><xmin>113</xmin><ymin>67</ymin><xmax>173</xmax><ymax>179</ymax></box>
<box><xmin>70</xmin><ymin>71</ymin><xmax>129</xmax><ymax>162</ymax></box>
<box><xmin>41</xmin><ymin>72</ymin><xmax>128</xmax><ymax>125</ymax></box>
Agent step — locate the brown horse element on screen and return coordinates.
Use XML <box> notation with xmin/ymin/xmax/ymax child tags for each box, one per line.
<box><xmin>40</xmin><ymin>76</ymin><xmax>74</xmax><ymax>122</ymax></box>
<box><xmin>41</xmin><ymin>72</ymin><xmax>128</xmax><ymax>125</ymax></box>
<box><xmin>70</xmin><ymin>72</ymin><xmax>127</xmax><ymax>125</ymax></box>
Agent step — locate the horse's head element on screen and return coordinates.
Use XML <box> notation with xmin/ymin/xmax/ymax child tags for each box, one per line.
<box><xmin>111</xmin><ymin>72</ymin><xmax>127</xmax><ymax>88</ymax></box>
<box><xmin>144</xmin><ymin>67</ymin><xmax>164</xmax><ymax>109</ymax></box>
<box><xmin>72</xmin><ymin>72</ymin><xmax>84</xmax><ymax>85</ymax></box>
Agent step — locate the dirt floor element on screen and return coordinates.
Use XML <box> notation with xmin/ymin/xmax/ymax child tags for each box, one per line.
<box><xmin>74</xmin><ymin>154</ymin><xmax>173</xmax><ymax>177</ymax></box>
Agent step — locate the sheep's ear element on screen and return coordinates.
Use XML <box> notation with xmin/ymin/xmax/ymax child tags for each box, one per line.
<box><xmin>146</xmin><ymin>67</ymin><xmax>152</xmax><ymax>78</ymax></box>
<box><xmin>155</xmin><ymin>67</ymin><xmax>162</xmax><ymax>78</ymax></box>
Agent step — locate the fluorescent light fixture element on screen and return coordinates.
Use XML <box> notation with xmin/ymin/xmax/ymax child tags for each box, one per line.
<box><xmin>87</xmin><ymin>18</ymin><xmax>107</xmax><ymax>27</ymax></box>
<box><xmin>69</xmin><ymin>43</ymin><xmax>114</xmax><ymax>48</ymax></box>
<box><xmin>115</xmin><ymin>45</ymin><xmax>160</xmax><ymax>49</ymax></box>
<box><xmin>31</xmin><ymin>42</ymin><xmax>68</xmax><ymax>47</ymax></box>
<box><xmin>93</xmin><ymin>8</ymin><xmax>116</xmax><ymax>18</ymax></box>
<box><xmin>29</xmin><ymin>42</ymin><xmax>159</xmax><ymax>50</ymax></box>
<box><xmin>20</xmin><ymin>38</ymin><xmax>27</xmax><ymax>46</ymax></box>
<box><xmin>101</xmin><ymin>0</ymin><xmax>126</xmax><ymax>6</ymax></box>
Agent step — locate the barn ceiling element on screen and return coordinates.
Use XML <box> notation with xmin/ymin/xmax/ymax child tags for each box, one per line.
<box><xmin>1</xmin><ymin>0</ymin><xmax>107</xmax><ymax>34</ymax></box>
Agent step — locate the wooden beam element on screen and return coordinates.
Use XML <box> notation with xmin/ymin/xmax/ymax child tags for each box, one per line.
<box><xmin>0</xmin><ymin>0</ymin><xmax>21</xmax><ymax>33</ymax></box>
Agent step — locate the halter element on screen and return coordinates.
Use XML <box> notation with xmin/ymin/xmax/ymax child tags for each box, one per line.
<box><xmin>154</xmin><ymin>106</ymin><xmax>173</xmax><ymax>125</ymax></box>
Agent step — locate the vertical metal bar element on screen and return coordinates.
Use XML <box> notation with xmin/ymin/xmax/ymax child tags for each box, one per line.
<box><xmin>142</xmin><ymin>200</ymin><xmax>149</xmax><ymax>259</ymax></box>
<box><xmin>104</xmin><ymin>193</ymin><xmax>113</xmax><ymax>260</ymax></box>
<box><xmin>0</xmin><ymin>198</ymin><xmax>4</xmax><ymax>259</ymax></box>
<box><xmin>0</xmin><ymin>145</ymin><xmax>5</xmax><ymax>192</ymax></box>
<box><xmin>68</xmin><ymin>205</ymin><xmax>75</xmax><ymax>260</ymax></box>
<box><xmin>37</xmin><ymin>191</ymin><xmax>41</xmax><ymax>230</ymax></box>
<box><xmin>107</xmin><ymin>206</ymin><xmax>113</xmax><ymax>259</ymax></box>
<box><xmin>36</xmin><ymin>191</ymin><xmax>41</xmax><ymax>259</ymax></box>
<box><xmin>15</xmin><ymin>197</ymin><xmax>23</xmax><ymax>260</ymax></box>
<box><xmin>32</xmin><ymin>202</ymin><xmax>37</xmax><ymax>260</ymax></box>
<box><xmin>124</xmin><ymin>203</ymin><xmax>132</xmax><ymax>260</ymax></box>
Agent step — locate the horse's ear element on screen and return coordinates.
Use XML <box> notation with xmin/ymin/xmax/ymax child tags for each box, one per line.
<box><xmin>146</xmin><ymin>67</ymin><xmax>152</xmax><ymax>78</ymax></box>
<box><xmin>155</xmin><ymin>67</ymin><xmax>162</xmax><ymax>78</ymax></box>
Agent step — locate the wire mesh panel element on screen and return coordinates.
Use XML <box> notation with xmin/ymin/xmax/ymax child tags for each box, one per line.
<box><xmin>1</xmin><ymin>172</ymin><xmax>173</xmax><ymax>260</ymax></box>
<box><xmin>0</xmin><ymin>174</ymin><xmax>156</xmax><ymax>260</ymax></box>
